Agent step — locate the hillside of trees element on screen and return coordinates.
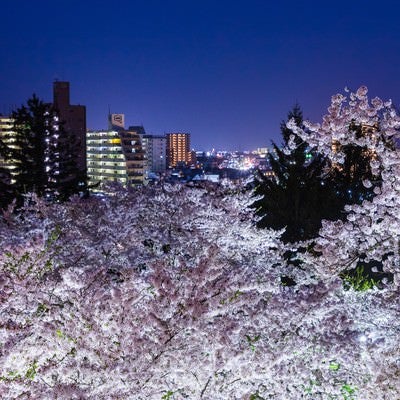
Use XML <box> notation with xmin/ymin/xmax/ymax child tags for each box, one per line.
<box><xmin>0</xmin><ymin>87</ymin><xmax>399</xmax><ymax>399</ymax></box>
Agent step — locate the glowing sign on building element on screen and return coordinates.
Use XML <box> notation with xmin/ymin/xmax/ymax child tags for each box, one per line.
<box><xmin>110</xmin><ymin>114</ymin><xmax>125</xmax><ymax>130</ymax></box>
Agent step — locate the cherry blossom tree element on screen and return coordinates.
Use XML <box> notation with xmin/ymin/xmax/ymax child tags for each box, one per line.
<box><xmin>1</xmin><ymin>86</ymin><xmax>400</xmax><ymax>399</ymax></box>
<box><xmin>288</xmin><ymin>86</ymin><xmax>400</xmax><ymax>281</ymax></box>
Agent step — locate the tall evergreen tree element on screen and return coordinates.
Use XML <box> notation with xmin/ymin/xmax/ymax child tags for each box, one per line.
<box><xmin>251</xmin><ymin>105</ymin><xmax>340</xmax><ymax>243</ymax></box>
<box><xmin>3</xmin><ymin>95</ymin><xmax>53</xmax><ymax>197</ymax></box>
<box><xmin>0</xmin><ymin>94</ymin><xmax>84</xmax><ymax>202</ymax></box>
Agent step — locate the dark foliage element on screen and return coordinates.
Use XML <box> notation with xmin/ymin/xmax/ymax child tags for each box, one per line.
<box><xmin>0</xmin><ymin>166</ymin><xmax>15</xmax><ymax>209</ymax></box>
<box><xmin>340</xmin><ymin>259</ymin><xmax>393</xmax><ymax>291</ymax></box>
<box><xmin>251</xmin><ymin>105</ymin><xmax>341</xmax><ymax>243</ymax></box>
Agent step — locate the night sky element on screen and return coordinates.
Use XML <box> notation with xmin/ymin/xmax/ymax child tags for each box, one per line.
<box><xmin>1</xmin><ymin>0</ymin><xmax>400</xmax><ymax>151</ymax></box>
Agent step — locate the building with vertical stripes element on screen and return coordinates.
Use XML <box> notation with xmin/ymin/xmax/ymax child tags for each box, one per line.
<box><xmin>166</xmin><ymin>132</ymin><xmax>193</xmax><ymax>168</ymax></box>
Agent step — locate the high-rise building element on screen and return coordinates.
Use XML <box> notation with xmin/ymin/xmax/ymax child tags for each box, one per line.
<box><xmin>142</xmin><ymin>134</ymin><xmax>167</xmax><ymax>175</ymax></box>
<box><xmin>123</xmin><ymin>126</ymin><xmax>146</xmax><ymax>185</ymax></box>
<box><xmin>0</xmin><ymin>115</ymin><xmax>16</xmax><ymax>182</ymax></box>
<box><xmin>86</xmin><ymin>121</ymin><xmax>146</xmax><ymax>188</ymax></box>
<box><xmin>87</xmin><ymin>130</ymin><xmax>127</xmax><ymax>186</ymax></box>
<box><xmin>52</xmin><ymin>81</ymin><xmax>87</xmax><ymax>174</ymax></box>
<box><xmin>166</xmin><ymin>132</ymin><xmax>193</xmax><ymax>168</ymax></box>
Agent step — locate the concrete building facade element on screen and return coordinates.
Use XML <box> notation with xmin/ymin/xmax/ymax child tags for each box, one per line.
<box><xmin>87</xmin><ymin>126</ymin><xmax>146</xmax><ymax>188</ymax></box>
<box><xmin>143</xmin><ymin>134</ymin><xmax>167</xmax><ymax>175</ymax></box>
<box><xmin>52</xmin><ymin>81</ymin><xmax>87</xmax><ymax>174</ymax></box>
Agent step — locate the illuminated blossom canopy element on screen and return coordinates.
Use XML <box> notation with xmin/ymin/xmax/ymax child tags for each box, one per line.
<box><xmin>1</xmin><ymin>87</ymin><xmax>400</xmax><ymax>399</ymax></box>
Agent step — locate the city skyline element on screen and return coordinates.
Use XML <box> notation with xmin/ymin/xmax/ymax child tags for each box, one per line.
<box><xmin>1</xmin><ymin>1</ymin><xmax>400</xmax><ymax>150</ymax></box>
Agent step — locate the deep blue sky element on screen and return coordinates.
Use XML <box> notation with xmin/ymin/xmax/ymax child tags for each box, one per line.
<box><xmin>1</xmin><ymin>0</ymin><xmax>400</xmax><ymax>151</ymax></box>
